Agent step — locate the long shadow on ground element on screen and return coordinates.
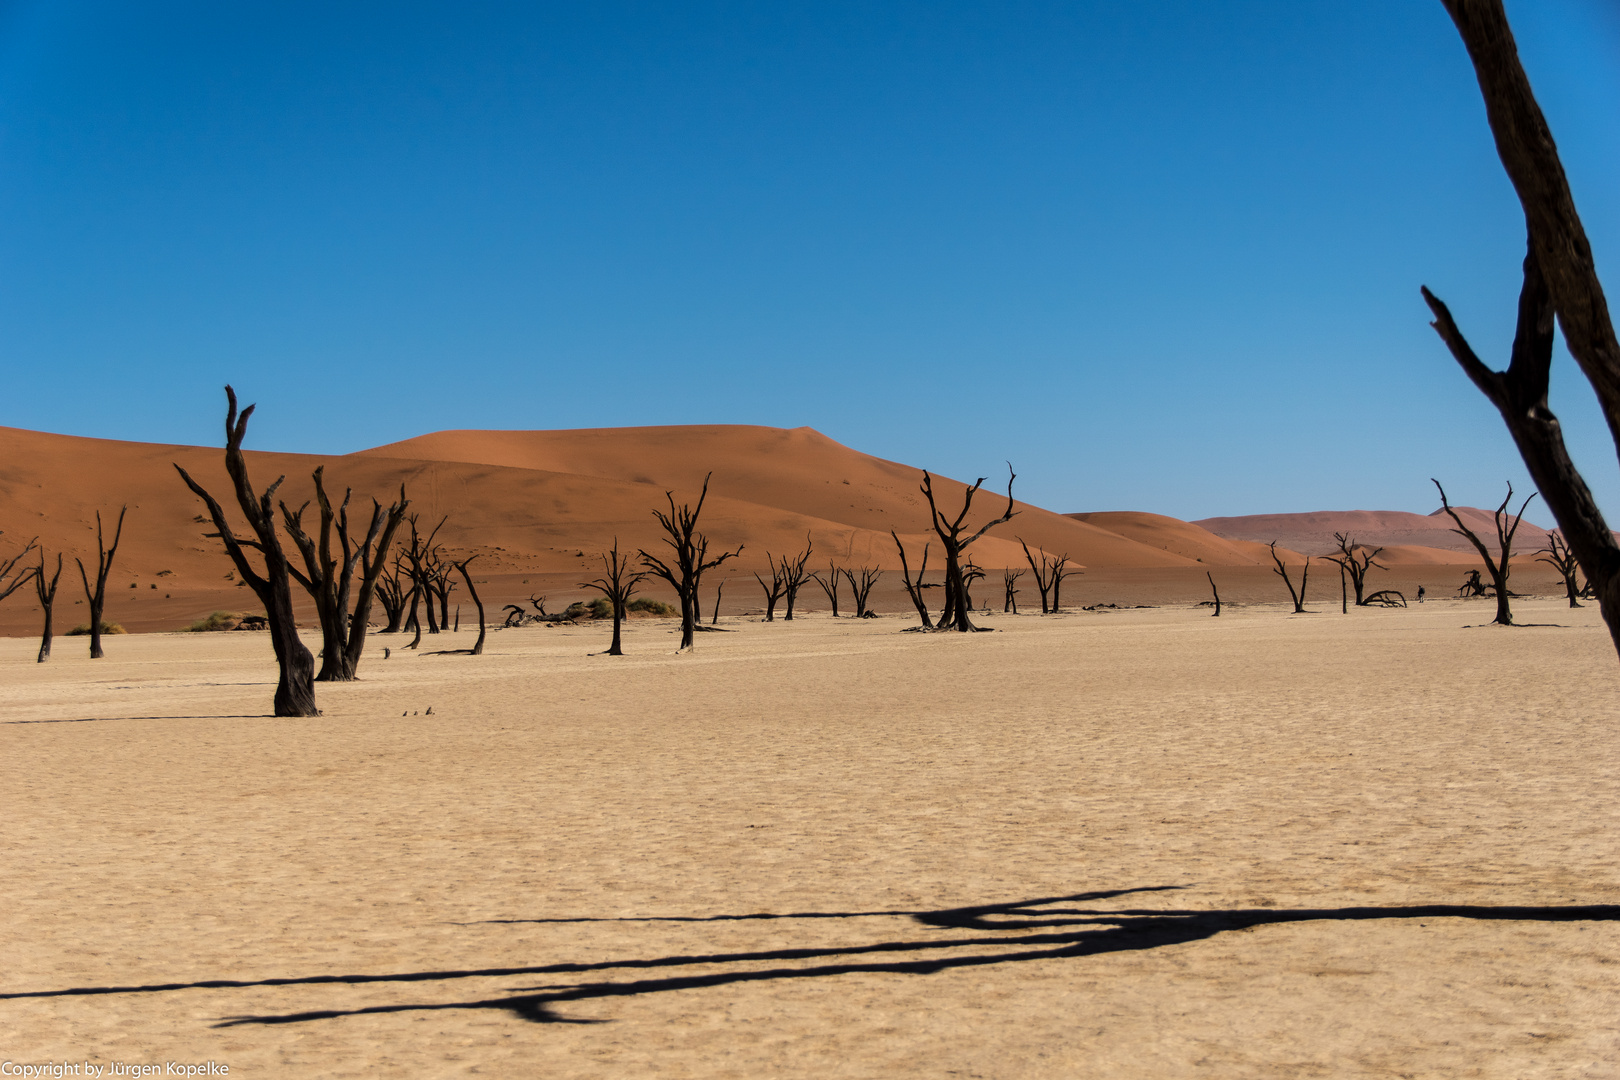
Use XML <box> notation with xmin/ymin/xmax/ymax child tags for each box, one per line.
<box><xmin>4</xmin><ymin>887</ymin><xmax>1613</xmax><ymax>1027</ymax></box>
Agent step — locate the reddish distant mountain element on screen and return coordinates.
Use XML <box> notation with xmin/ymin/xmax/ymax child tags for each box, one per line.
<box><xmin>1192</xmin><ymin>508</ymin><xmax>1556</xmax><ymax>558</ymax></box>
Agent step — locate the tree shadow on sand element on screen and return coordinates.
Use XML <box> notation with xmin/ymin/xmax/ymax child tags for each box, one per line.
<box><xmin>4</xmin><ymin>887</ymin><xmax>1614</xmax><ymax>1027</ymax></box>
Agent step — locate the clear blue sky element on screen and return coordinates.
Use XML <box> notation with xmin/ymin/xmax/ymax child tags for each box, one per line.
<box><xmin>2</xmin><ymin>1</ymin><xmax>1617</xmax><ymax>520</ymax></box>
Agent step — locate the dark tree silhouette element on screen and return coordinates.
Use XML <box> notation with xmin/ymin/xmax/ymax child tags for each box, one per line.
<box><xmin>639</xmin><ymin>474</ymin><xmax>742</xmax><ymax>651</ymax></box>
<box><xmin>959</xmin><ymin>559</ymin><xmax>987</xmax><ymax>614</ymax></box>
<box><xmin>280</xmin><ymin>469</ymin><xmax>408</xmax><ymax>681</ymax></box>
<box><xmin>841</xmin><ymin>566</ymin><xmax>883</xmax><ymax>618</ymax></box>
<box><xmin>582</xmin><ymin>541</ymin><xmax>645</xmax><ymax>656</ymax></box>
<box><xmin>812</xmin><ymin>561</ymin><xmax>842</xmax><ymax>618</ymax></box>
<box><xmin>33</xmin><ymin>550</ymin><xmax>62</xmax><ymax>662</ymax></box>
<box><xmin>920</xmin><ymin>466</ymin><xmax>1016</xmax><ymax>632</ymax></box>
<box><xmin>175</xmin><ymin>388</ymin><xmax>318</xmax><ymax>717</ymax></box>
<box><xmin>1205</xmin><ymin>571</ymin><xmax>1222</xmax><ymax>617</ymax></box>
<box><xmin>0</xmin><ymin>535</ymin><xmax>37</xmax><ymax>609</ymax></box>
<box><xmin>890</xmin><ymin>532</ymin><xmax>932</xmax><ymax>628</ymax></box>
<box><xmin>1425</xmin><ymin>0</ymin><xmax>1620</xmax><ymax>659</ymax></box>
<box><xmin>1433</xmin><ymin>479</ymin><xmax>1536</xmax><ymax>627</ymax></box>
<box><xmin>711</xmin><ymin>579</ymin><xmax>726</xmax><ymax>624</ymax></box>
<box><xmin>1003</xmin><ymin>568</ymin><xmax>1023</xmax><ymax>613</ymax></box>
<box><xmin>399</xmin><ymin>515</ymin><xmax>447</xmax><ymax>649</ymax></box>
<box><xmin>1018</xmin><ymin>539</ymin><xmax>1071</xmax><ymax>615</ymax></box>
<box><xmin>75</xmin><ymin>507</ymin><xmax>126</xmax><ymax>659</ymax></box>
<box><xmin>1322</xmin><ymin>533</ymin><xmax>1387</xmax><ymax>607</ymax></box>
<box><xmin>377</xmin><ymin>558</ymin><xmax>410</xmax><ymax>633</ymax></box>
<box><xmin>1537</xmin><ymin>533</ymin><xmax>1583</xmax><ymax>608</ymax></box>
<box><xmin>780</xmin><ymin>539</ymin><xmax>814</xmax><ymax>620</ymax></box>
<box><xmin>1267</xmin><ymin>540</ymin><xmax>1310</xmax><ymax>614</ymax></box>
<box><xmin>453</xmin><ymin>557</ymin><xmax>487</xmax><ymax>656</ymax></box>
<box><xmin>753</xmin><ymin>560</ymin><xmax>787</xmax><ymax>621</ymax></box>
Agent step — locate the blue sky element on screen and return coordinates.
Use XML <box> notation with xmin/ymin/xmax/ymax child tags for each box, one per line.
<box><xmin>1</xmin><ymin>1</ymin><xmax>1617</xmax><ymax>519</ymax></box>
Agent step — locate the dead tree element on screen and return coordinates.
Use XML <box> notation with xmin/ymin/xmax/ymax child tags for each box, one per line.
<box><xmin>75</xmin><ymin>507</ymin><xmax>126</xmax><ymax>659</ymax></box>
<box><xmin>377</xmin><ymin>558</ymin><xmax>410</xmax><ymax>632</ymax></box>
<box><xmin>175</xmin><ymin>388</ymin><xmax>317</xmax><ymax>717</ymax></box>
<box><xmin>1321</xmin><ymin>533</ymin><xmax>1387</xmax><ymax>607</ymax></box>
<box><xmin>1018</xmin><ymin>538</ymin><xmax>1059</xmax><ymax>614</ymax></box>
<box><xmin>961</xmin><ymin>560</ymin><xmax>986</xmax><ymax>613</ymax></box>
<box><xmin>780</xmin><ymin>538</ymin><xmax>814</xmax><ymax>620</ymax></box>
<box><xmin>399</xmin><ymin>515</ymin><xmax>447</xmax><ymax>648</ymax></box>
<box><xmin>1268</xmin><ymin>540</ymin><xmax>1310</xmax><ymax>614</ymax></box>
<box><xmin>639</xmin><ymin>474</ymin><xmax>742</xmax><ymax>650</ymax></box>
<box><xmin>453</xmin><ymin>556</ymin><xmax>487</xmax><ymax>655</ymax></box>
<box><xmin>1049</xmin><ymin>555</ymin><xmax>1075</xmax><ymax>613</ymax></box>
<box><xmin>1458</xmin><ymin>569</ymin><xmax>1489</xmax><ymax>598</ymax></box>
<box><xmin>1205</xmin><ymin>571</ymin><xmax>1221</xmax><ymax>617</ymax></box>
<box><xmin>920</xmin><ymin>466</ymin><xmax>1017</xmax><ymax>632</ymax></box>
<box><xmin>0</xmin><ymin>535</ymin><xmax>37</xmax><ymax>609</ymax></box>
<box><xmin>1003</xmin><ymin>568</ymin><xmax>1023</xmax><ymax>613</ymax></box>
<box><xmin>813</xmin><ymin>561</ymin><xmax>842</xmax><ymax>617</ymax></box>
<box><xmin>1537</xmin><ymin>533</ymin><xmax>1583</xmax><ymax>607</ymax></box>
<box><xmin>842</xmin><ymin>566</ymin><xmax>883</xmax><ymax>618</ymax></box>
<box><xmin>1425</xmin><ymin>0</ymin><xmax>1620</xmax><ymax>658</ymax></box>
<box><xmin>280</xmin><ymin>469</ymin><xmax>408</xmax><ymax>681</ymax></box>
<box><xmin>1433</xmin><ymin>479</ymin><xmax>1535</xmax><ymax>626</ymax></box>
<box><xmin>33</xmin><ymin>550</ymin><xmax>62</xmax><ymax>662</ymax></box>
<box><xmin>712</xmin><ymin>579</ymin><xmax>725</xmax><ymax>624</ymax></box>
<box><xmin>890</xmin><ymin>531</ymin><xmax>933</xmax><ymax>628</ymax></box>
<box><xmin>581</xmin><ymin>541</ymin><xmax>645</xmax><ymax>656</ymax></box>
<box><xmin>753</xmin><ymin>559</ymin><xmax>787</xmax><ymax>621</ymax></box>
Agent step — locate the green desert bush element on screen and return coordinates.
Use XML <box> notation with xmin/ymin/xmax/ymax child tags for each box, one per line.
<box><xmin>627</xmin><ymin>597</ymin><xmax>676</xmax><ymax>616</ymax></box>
<box><xmin>67</xmin><ymin>621</ymin><xmax>126</xmax><ymax>636</ymax></box>
<box><xmin>184</xmin><ymin>611</ymin><xmax>242</xmax><ymax>632</ymax></box>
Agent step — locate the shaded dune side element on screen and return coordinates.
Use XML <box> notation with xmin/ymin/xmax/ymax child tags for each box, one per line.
<box><xmin>1069</xmin><ymin>512</ymin><xmax>1304</xmax><ymax>567</ymax></box>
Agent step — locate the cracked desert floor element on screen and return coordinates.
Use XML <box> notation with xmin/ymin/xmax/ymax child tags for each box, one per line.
<box><xmin>3</xmin><ymin>599</ymin><xmax>1618</xmax><ymax>1078</ymax></box>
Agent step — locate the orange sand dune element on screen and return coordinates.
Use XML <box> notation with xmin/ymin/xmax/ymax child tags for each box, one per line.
<box><xmin>1070</xmin><ymin>511</ymin><xmax>1302</xmax><ymax>566</ymax></box>
<box><xmin>1193</xmin><ymin>508</ymin><xmax>1557</xmax><ymax>558</ymax></box>
<box><xmin>357</xmin><ymin>425</ymin><xmax>1200</xmax><ymax>572</ymax></box>
<box><xmin>1</xmin><ymin>423</ymin><xmax>1220</xmax><ymax>634</ymax></box>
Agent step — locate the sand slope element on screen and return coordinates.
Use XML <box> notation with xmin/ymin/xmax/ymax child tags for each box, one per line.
<box><xmin>1193</xmin><ymin>507</ymin><xmax>1557</xmax><ymax>559</ymax></box>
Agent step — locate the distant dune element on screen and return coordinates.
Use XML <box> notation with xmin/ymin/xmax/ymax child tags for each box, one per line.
<box><xmin>1</xmin><ymin>422</ymin><xmax>1287</xmax><ymax>632</ymax></box>
<box><xmin>1192</xmin><ymin>508</ymin><xmax>1558</xmax><ymax>560</ymax></box>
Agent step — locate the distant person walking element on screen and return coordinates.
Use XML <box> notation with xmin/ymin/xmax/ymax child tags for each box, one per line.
<box><xmin>1417</xmin><ymin>585</ymin><xmax>1426</xmax><ymax>604</ymax></box>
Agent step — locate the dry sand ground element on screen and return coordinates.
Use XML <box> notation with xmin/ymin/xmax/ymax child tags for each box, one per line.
<box><xmin>3</xmin><ymin>600</ymin><xmax>1618</xmax><ymax>1078</ymax></box>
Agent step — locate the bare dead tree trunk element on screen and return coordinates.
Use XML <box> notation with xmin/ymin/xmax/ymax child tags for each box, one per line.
<box><xmin>0</xmin><ymin>536</ymin><xmax>38</xmax><ymax>611</ymax></box>
<box><xmin>639</xmin><ymin>474</ymin><xmax>742</xmax><ymax>651</ymax></box>
<box><xmin>377</xmin><ymin>558</ymin><xmax>409</xmax><ymax>632</ymax></box>
<box><xmin>813</xmin><ymin>562</ymin><xmax>842</xmax><ymax>617</ymax></box>
<box><xmin>712</xmin><ymin>579</ymin><xmax>724</xmax><ymax>624</ymax></box>
<box><xmin>1003</xmin><ymin>568</ymin><xmax>1023</xmax><ymax>613</ymax></box>
<box><xmin>175</xmin><ymin>388</ymin><xmax>317</xmax><ymax>717</ymax></box>
<box><xmin>1206</xmin><ymin>571</ymin><xmax>1221</xmax><ymax>617</ymax></box>
<box><xmin>454</xmin><ymin>556</ymin><xmax>487</xmax><ymax>655</ymax></box>
<box><xmin>1049</xmin><ymin>555</ymin><xmax>1074</xmax><ymax>613</ymax></box>
<box><xmin>1268</xmin><ymin>540</ymin><xmax>1310</xmax><ymax>614</ymax></box>
<box><xmin>754</xmin><ymin>560</ymin><xmax>787</xmax><ymax>621</ymax></box>
<box><xmin>1322</xmin><ymin>532</ymin><xmax>1386</xmax><ymax>607</ymax></box>
<box><xmin>1338</xmin><ymin>560</ymin><xmax>1347</xmax><ymax>614</ymax></box>
<box><xmin>1019</xmin><ymin>538</ymin><xmax>1054</xmax><ymax>614</ymax></box>
<box><xmin>1433</xmin><ymin>479</ymin><xmax>1535</xmax><ymax>626</ymax></box>
<box><xmin>34</xmin><ymin>550</ymin><xmax>61</xmax><ymax>661</ymax></box>
<box><xmin>282</xmin><ymin>470</ymin><xmax>408</xmax><ymax>681</ymax></box>
<box><xmin>920</xmin><ymin>466</ymin><xmax>1017</xmax><ymax>632</ymax></box>
<box><xmin>890</xmin><ymin>532</ymin><xmax>932</xmax><ymax>628</ymax></box>
<box><xmin>74</xmin><ymin>507</ymin><xmax>126</xmax><ymax>659</ymax></box>
<box><xmin>1429</xmin><ymin>0</ymin><xmax>1620</xmax><ymax>658</ymax></box>
<box><xmin>781</xmin><ymin>538</ymin><xmax>813</xmax><ymax>620</ymax></box>
<box><xmin>582</xmin><ymin>541</ymin><xmax>645</xmax><ymax>656</ymax></box>
<box><xmin>842</xmin><ymin>566</ymin><xmax>883</xmax><ymax>618</ymax></box>
<box><xmin>1537</xmin><ymin>533</ymin><xmax>1583</xmax><ymax>607</ymax></box>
